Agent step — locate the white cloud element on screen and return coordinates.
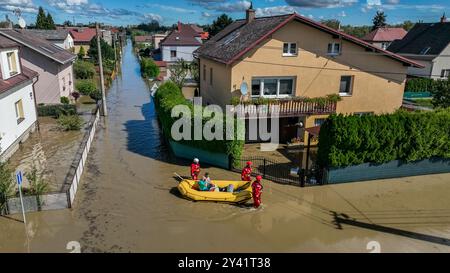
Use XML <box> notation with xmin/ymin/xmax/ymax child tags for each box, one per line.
<box><xmin>47</xmin><ymin>0</ymin><xmax>142</xmax><ymax>19</ymax></box>
<box><xmin>0</xmin><ymin>0</ymin><xmax>37</xmax><ymax>13</ymax></box>
<box><xmin>143</xmin><ymin>13</ymin><xmax>163</xmax><ymax>22</ymax></box>
<box><xmin>285</xmin><ymin>0</ymin><xmax>358</xmax><ymax>8</ymax></box>
<box><xmin>143</xmin><ymin>4</ymin><xmax>197</xmax><ymax>14</ymax></box>
<box><xmin>255</xmin><ymin>6</ymin><xmax>296</xmax><ymax>17</ymax></box>
<box><xmin>212</xmin><ymin>1</ymin><xmax>251</xmax><ymax>12</ymax></box>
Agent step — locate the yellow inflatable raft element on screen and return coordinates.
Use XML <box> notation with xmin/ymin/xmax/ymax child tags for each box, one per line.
<box><xmin>177</xmin><ymin>180</ymin><xmax>253</xmax><ymax>203</ymax></box>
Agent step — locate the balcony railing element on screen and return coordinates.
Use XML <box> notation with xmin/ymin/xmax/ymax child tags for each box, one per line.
<box><xmin>233</xmin><ymin>99</ymin><xmax>337</xmax><ymax>118</ymax></box>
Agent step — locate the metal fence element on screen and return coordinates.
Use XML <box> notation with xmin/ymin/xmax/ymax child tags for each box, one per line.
<box><xmin>3</xmin><ymin>106</ymin><xmax>100</xmax><ymax>215</ymax></box>
<box><xmin>231</xmin><ymin>156</ymin><xmax>321</xmax><ymax>187</ymax></box>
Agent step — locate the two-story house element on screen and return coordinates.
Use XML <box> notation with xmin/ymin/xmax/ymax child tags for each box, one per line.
<box><xmin>68</xmin><ymin>27</ymin><xmax>97</xmax><ymax>58</ymax></box>
<box><xmin>0</xmin><ymin>35</ymin><xmax>39</xmax><ymax>161</ymax></box>
<box><xmin>388</xmin><ymin>16</ymin><xmax>450</xmax><ymax>79</ymax></box>
<box><xmin>0</xmin><ymin>29</ymin><xmax>77</xmax><ymax>104</ymax></box>
<box><xmin>160</xmin><ymin>22</ymin><xmax>207</xmax><ymax>63</ymax></box>
<box><xmin>196</xmin><ymin>7</ymin><xmax>422</xmax><ymax>143</ymax></box>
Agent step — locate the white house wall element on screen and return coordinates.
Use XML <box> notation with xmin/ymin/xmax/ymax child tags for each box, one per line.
<box><xmin>162</xmin><ymin>46</ymin><xmax>199</xmax><ymax>62</ymax></box>
<box><xmin>431</xmin><ymin>43</ymin><xmax>450</xmax><ymax>79</ymax></box>
<box><xmin>0</xmin><ymin>81</ymin><xmax>37</xmax><ymax>158</ymax></box>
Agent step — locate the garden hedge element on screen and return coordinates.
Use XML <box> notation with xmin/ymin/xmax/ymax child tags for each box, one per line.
<box><xmin>317</xmin><ymin>109</ymin><xmax>450</xmax><ymax>168</ymax></box>
<box><xmin>154</xmin><ymin>82</ymin><xmax>244</xmax><ymax>166</ymax></box>
<box><xmin>406</xmin><ymin>78</ymin><xmax>446</xmax><ymax>92</ymax></box>
<box><xmin>37</xmin><ymin>104</ymin><xmax>77</xmax><ymax>118</ymax></box>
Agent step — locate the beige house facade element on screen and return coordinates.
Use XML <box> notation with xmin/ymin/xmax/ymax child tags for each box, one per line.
<box><xmin>197</xmin><ymin>11</ymin><xmax>422</xmax><ymax>143</ymax></box>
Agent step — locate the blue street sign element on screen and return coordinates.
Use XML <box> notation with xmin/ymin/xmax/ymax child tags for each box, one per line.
<box><xmin>16</xmin><ymin>171</ymin><xmax>23</xmax><ymax>186</ymax></box>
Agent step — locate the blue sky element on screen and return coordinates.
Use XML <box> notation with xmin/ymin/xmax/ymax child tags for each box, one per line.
<box><xmin>1</xmin><ymin>0</ymin><xmax>449</xmax><ymax>27</ymax></box>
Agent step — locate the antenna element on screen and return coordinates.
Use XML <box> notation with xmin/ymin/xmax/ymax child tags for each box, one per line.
<box><xmin>14</xmin><ymin>8</ymin><xmax>26</xmax><ymax>29</ymax></box>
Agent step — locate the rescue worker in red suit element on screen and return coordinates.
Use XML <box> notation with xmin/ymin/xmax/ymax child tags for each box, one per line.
<box><xmin>241</xmin><ymin>161</ymin><xmax>253</xmax><ymax>181</ymax></box>
<box><xmin>191</xmin><ymin>158</ymin><xmax>201</xmax><ymax>180</ymax></box>
<box><xmin>252</xmin><ymin>175</ymin><xmax>264</xmax><ymax>209</ymax></box>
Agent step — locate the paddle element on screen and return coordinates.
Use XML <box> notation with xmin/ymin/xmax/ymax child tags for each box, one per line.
<box><xmin>174</xmin><ymin>172</ymin><xmax>185</xmax><ymax>182</ymax></box>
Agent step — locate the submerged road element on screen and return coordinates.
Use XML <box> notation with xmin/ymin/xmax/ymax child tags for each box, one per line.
<box><xmin>1</xmin><ymin>41</ymin><xmax>450</xmax><ymax>253</ymax></box>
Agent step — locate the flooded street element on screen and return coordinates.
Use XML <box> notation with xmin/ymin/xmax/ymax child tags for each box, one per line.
<box><xmin>1</xmin><ymin>41</ymin><xmax>450</xmax><ymax>253</ymax></box>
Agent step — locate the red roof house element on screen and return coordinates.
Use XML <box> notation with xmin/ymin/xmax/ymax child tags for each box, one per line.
<box><xmin>363</xmin><ymin>27</ymin><xmax>408</xmax><ymax>50</ymax></box>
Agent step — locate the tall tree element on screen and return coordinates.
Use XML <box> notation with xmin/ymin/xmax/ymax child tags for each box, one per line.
<box><xmin>208</xmin><ymin>14</ymin><xmax>233</xmax><ymax>37</ymax></box>
<box><xmin>88</xmin><ymin>37</ymin><xmax>115</xmax><ymax>63</ymax></box>
<box><xmin>372</xmin><ymin>11</ymin><xmax>387</xmax><ymax>30</ymax></box>
<box><xmin>46</xmin><ymin>13</ymin><xmax>56</xmax><ymax>30</ymax></box>
<box><xmin>35</xmin><ymin>6</ymin><xmax>47</xmax><ymax>29</ymax></box>
<box><xmin>63</xmin><ymin>20</ymin><xmax>73</xmax><ymax>27</ymax></box>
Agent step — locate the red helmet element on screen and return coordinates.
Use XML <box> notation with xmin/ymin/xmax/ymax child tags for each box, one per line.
<box><xmin>256</xmin><ymin>175</ymin><xmax>263</xmax><ymax>181</ymax></box>
<box><xmin>246</xmin><ymin>161</ymin><xmax>253</xmax><ymax>166</ymax></box>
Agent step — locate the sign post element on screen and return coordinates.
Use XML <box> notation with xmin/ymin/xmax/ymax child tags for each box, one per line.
<box><xmin>16</xmin><ymin>171</ymin><xmax>26</xmax><ymax>226</ymax></box>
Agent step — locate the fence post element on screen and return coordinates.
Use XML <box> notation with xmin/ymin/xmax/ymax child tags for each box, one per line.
<box><xmin>263</xmin><ymin>158</ymin><xmax>267</xmax><ymax>179</ymax></box>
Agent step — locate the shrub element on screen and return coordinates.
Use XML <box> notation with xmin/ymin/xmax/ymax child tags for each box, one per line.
<box><xmin>0</xmin><ymin>160</ymin><xmax>14</xmax><ymax>214</ymax></box>
<box><xmin>74</xmin><ymin>60</ymin><xmax>95</xmax><ymax>79</ymax></box>
<box><xmin>57</xmin><ymin>115</ymin><xmax>84</xmax><ymax>131</ymax></box>
<box><xmin>317</xmin><ymin>109</ymin><xmax>450</xmax><ymax>168</ymax></box>
<box><xmin>89</xmin><ymin>90</ymin><xmax>103</xmax><ymax>103</ymax></box>
<box><xmin>75</xmin><ymin>79</ymin><xmax>97</xmax><ymax>96</ymax></box>
<box><xmin>60</xmin><ymin>96</ymin><xmax>70</xmax><ymax>104</ymax></box>
<box><xmin>37</xmin><ymin>104</ymin><xmax>77</xmax><ymax>117</ymax></box>
<box><xmin>71</xmin><ymin>92</ymin><xmax>80</xmax><ymax>102</ymax></box>
<box><xmin>154</xmin><ymin>82</ymin><xmax>244</xmax><ymax>166</ymax></box>
<box><xmin>140</xmin><ymin>58</ymin><xmax>159</xmax><ymax>79</ymax></box>
<box><xmin>405</xmin><ymin>78</ymin><xmax>448</xmax><ymax>92</ymax></box>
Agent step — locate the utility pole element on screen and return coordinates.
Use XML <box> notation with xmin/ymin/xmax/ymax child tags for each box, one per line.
<box><xmin>96</xmin><ymin>23</ymin><xmax>108</xmax><ymax>116</ymax></box>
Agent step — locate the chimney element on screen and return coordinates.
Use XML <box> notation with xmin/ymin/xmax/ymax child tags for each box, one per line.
<box><xmin>246</xmin><ymin>2</ymin><xmax>256</xmax><ymax>24</ymax></box>
<box><xmin>441</xmin><ymin>13</ymin><xmax>447</xmax><ymax>23</ymax></box>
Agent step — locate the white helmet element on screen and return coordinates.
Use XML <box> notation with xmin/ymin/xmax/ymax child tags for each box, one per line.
<box><xmin>193</xmin><ymin>158</ymin><xmax>199</xmax><ymax>163</ymax></box>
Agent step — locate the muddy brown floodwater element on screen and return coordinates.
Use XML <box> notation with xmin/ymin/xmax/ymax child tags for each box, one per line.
<box><xmin>1</xmin><ymin>41</ymin><xmax>450</xmax><ymax>253</ymax></box>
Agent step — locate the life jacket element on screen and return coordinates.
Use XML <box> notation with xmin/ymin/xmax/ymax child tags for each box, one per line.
<box><xmin>241</xmin><ymin>166</ymin><xmax>252</xmax><ymax>181</ymax></box>
<box><xmin>252</xmin><ymin>181</ymin><xmax>263</xmax><ymax>198</ymax></box>
<box><xmin>191</xmin><ymin>163</ymin><xmax>200</xmax><ymax>177</ymax></box>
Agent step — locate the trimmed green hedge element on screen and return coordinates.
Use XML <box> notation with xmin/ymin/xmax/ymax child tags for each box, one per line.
<box><xmin>317</xmin><ymin>109</ymin><xmax>450</xmax><ymax>168</ymax></box>
<box><xmin>406</xmin><ymin>78</ymin><xmax>444</xmax><ymax>92</ymax></box>
<box><xmin>37</xmin><ymin>104</ymin><xmax>77</xmax><ymax>118</ymax></box>
<box><xmin>154</xmin><ymin>82</ymin><xmax>244</xmax><ymax>166</ymax></box>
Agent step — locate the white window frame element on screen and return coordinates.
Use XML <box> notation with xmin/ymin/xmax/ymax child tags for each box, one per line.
<box><xmin>1</xmin><ymin>49</ymin><xmax>21</xmax><ymax>80</ymax></box>
<box><xmin>339</xmin><ymin>75</ymin><xmax>354</xmax><ymax>97</ymax></box>
<box><xmin>282</xmin><ymin>42</ymin><xmax>298</xmax><ymax>57</ymax></box>
<box><xmin>251</xmin><ymin>77</ymin><xmax>296</xmax><ymax>98</ymax></box>
<box><xmin>441</xmin><ymin>69</ymin><xmax>450</xmax><ymax>79</ymax></box>
<box><xmin>327</xmin><ymin>42</ymin><xmax>341</xmax><ymax>56</ymax></box>
<box><xmin>15</xmin><ymin>99</ymin><xmax>25</xmax><ymax>124</ymax></box>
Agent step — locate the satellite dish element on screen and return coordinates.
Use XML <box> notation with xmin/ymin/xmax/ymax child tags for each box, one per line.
<box><xmin>18</xmin><ymin>17</ymin><xmax>26</xmax><ymax>29</ymax></box>
<box><xmin>240</xmin><ymin>82</ymin><xmax>248</xmax><ymax>96</ymax></box>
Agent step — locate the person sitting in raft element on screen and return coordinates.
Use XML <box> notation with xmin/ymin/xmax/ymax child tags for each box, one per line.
<box><xmin>198</xmin><ymin>173</ymin><xmax>216</xmax><ymax>192</ymax></box>
<box><xmin>191</xmin><ymin>158</ymin><xmax>201</xmax><ymax>180</ymax></box>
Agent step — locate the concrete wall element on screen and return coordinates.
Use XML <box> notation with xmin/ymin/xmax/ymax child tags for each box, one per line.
<box><xmin>0</xmin><ymin>81</ymin><xmax>37</xmax><ymax>161</ymax></box>
<box><xmin>324</xmin><ymin>158</ymin><xmax>450</xmax><ymax>184</ymax></box>
<box><xmin>20</xmin><ymin>47</ymin><xmax>73</xmax><ymax>104</ymax></box>
<box><xmin>162</xmin><ymin>45</ymin><xmax>199</xmax><ymax>62</ymax></box>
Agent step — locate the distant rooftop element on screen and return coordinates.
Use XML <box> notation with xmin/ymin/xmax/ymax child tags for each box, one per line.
<box><xmin>388</xmin><ymin>22</ymin><xmax>450</xmax><ymax>56</ymax></box>
<box><xmin>363</xmin><ymin>27</ymin><xmax>407</xmax><ymax>42</ymax></box>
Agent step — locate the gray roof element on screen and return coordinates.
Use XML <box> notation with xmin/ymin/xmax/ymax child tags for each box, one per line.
<box><xmin>388</xmin><ymin>22</ymin><xmax>450</xmax><ymax>55</ymax></box>
<box><xmin>0</xmin><ymin>35</ymin><xmax>19</xmax><ymax>48</ymax></box>
<box><xmin>0</xmin><ymin>29</ymin><xmax>76</xmax><ymax>65</ymax></box>
<box><xmin>196</xmin><ymin>15</ymin><xmax>290</xmax><ymax>64</ymax></box>
<box><xmin>196</xmin><ymin>13</ymin><xmax>423</xmax><ymax>68</ymax></box>
<box><xmin>21</xmin><ymin>29</ymin><xmax>70</xmax><ymax>41</ymax></box>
